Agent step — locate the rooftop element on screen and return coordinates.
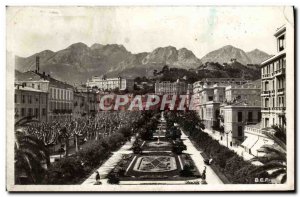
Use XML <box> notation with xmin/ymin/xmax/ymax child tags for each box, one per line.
<box><xmin>15</xmin><ymin>71</ymin><xmax>74</xmax><ymax>89</ymax></box>
<box><xmin>15</xmin><ymin>85</ymin><xmax>48</xmax><ymax>93</ymax></box>
<box><xmin>274</xmin><ymin>25</ymin><xmax>286</xmax><ymax>37</ymax></box>
<box><xmin>260</xmin><ymin>50</ymin><xmax>286</xmax><ymax>66</ymax></box>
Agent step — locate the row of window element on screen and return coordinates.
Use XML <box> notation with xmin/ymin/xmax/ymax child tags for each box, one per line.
<box><xmin>223</xmin><ymin>111</ymin><xmax>261</xmax><ymax>123</ymax></box>
<box><xmin>263</xmin><ymin>116</ymin><xmax>284</xmax><ymax>128</ymax></box>
<box><xmin>264</xmin><ymin>96</ymin><xmax>285</xmax><ymax>108</ymax></box>
<box><xmin>50</xmin><ymin>101</ymin><xmax>73</xmax><ymax>110</ymax></box>
<box><xmin>262</xmin><ymin>57</ymin><xmax>286</xmax><ymax>75</ymax></box>
<box><xmin>15</xmin><ymin>94</ymin><xmax>46</xmax><ymax>104</ymax></box>
<box><xmin>237</xmin><ymin>111</ymin><xmax>261</xmax><ymax>122</ymax></box>
<box><xmin>22</xmin><ymin>82</ymin><xmax>41</xmax><ymax>90</ymax></box>
<box><xmin>263</xmin><ymin>78</ymin><xmax>285</xmax><ymax>91</ymax></box>
<box><xmin>16</xmin><ymin>107</ymin><xmax>46</xmax><ymax>117</ymax></box>
<box><xmin>50</xmin><ymin>88</ymin><xmax>73</xmax><ymax>101</ymax></box>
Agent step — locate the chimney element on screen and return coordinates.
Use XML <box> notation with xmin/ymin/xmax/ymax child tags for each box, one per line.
<box><xmin>36</xmin><ymin>56</ymin><xmax>40</xmax><ymax>73</ymax></box>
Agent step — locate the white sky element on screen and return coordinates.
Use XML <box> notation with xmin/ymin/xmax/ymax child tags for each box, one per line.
<box><xmin>7</xmin><ymin>6</ymin><xmax>293</xmax><ymax>58</ymax></box>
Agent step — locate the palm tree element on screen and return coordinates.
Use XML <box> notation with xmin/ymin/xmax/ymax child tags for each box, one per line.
<box><xmin>15</xmin><ymin>117</ymin><xmax>48</xmax><ymax>184</ymax></box>
<box><xmin>251</xmin><ymin>130</ymin><xmax>286</xmax><ymax>183</ymax></box>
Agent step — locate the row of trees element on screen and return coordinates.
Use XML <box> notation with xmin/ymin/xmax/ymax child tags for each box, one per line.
<box><xmin>169</xmin><ymin>111</ymin><xmax>286</xmax><ymax>184</ymax></box>
<box><xmin>14</xmin><ymin>111</ymin><xmax>144</xmax><ymax>184</ymax></box>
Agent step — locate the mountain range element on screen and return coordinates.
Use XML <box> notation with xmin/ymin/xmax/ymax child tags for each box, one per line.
<box><xmin>201</xmin><ymin>45</ymin><xmax>271</xmax><ymax>65</ymax></box>
<box><xmin>15</xmin><ymin>43</ymin><xmax>270</xmax><ymax>84</ymax></box>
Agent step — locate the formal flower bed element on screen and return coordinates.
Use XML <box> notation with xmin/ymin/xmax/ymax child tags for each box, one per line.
<box><xmin>110</xmin><ymin>152</ymin><xmax>201</xmax><ymax>182</ymax></box>
<box><xmin>141</xmin><ymin>139</ymin><xmax>173</xmax><ymax>151</ymax></box>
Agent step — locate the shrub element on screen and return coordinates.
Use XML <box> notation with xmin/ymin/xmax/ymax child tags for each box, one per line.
<box><xmin>176</xmin><ymin>111</ymin><xmax>264</xmax><ymax>184</ymax></box>
<box><xmin>180</xmin><ymin>164</ymin><xmax>194</xmax><ymax>177</ymax></box>
<box><xmin>117</xmin><ymin>168</ymin><xmax>126</xmax><ymax>177</ymax></box>
<box><xmin>172</xmin><ymin>140</ymin><xmax>187</xmax><ymax>154</ymax></box>
<box><xmin>44</xmin><ymin>157</ymin><xmax>85</xmax><ymax>184</ymax></box>
<box><xmin>107</xmin><ymin>172</ymin><xmax>120</xmax><ymax>184</ymax></box>
<box><xmin>78</xmin><ymin>141</ymin><xmax>109</xmax><ymax>168</ymax></box>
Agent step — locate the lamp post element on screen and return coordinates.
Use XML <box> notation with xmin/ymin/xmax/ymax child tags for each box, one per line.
<box><xmin>225</xmin><ymin>130</ymin><xmax>231</xmax><ymax>148</ymax></box>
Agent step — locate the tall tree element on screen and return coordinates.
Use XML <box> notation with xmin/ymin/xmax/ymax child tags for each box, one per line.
<box><xmin>15</xmin><ymin>117</ymin><xmax>48</xmax><ymax>184</ymax></box>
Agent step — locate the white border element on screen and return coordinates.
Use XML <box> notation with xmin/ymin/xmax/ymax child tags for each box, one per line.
<box><xmin>2</xmin><ymin>1</ymin><xmax>297</xmax><ymax>194</ymax></box>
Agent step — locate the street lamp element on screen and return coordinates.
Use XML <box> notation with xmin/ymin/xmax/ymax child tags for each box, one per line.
<box><xmin>225</xmin><ymin>130</ymin><xmax>231</xmax><ymax>148</ymax></box>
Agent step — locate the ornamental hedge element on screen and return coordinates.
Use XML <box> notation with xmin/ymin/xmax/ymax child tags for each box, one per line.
<box><xmin>174</xmin><ymin>111</ymin><xmax>269</xmax><ymax>184</ymax></box>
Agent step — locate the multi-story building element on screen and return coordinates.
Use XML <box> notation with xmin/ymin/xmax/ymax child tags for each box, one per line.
<box><xmin>86</xmin><ymin>76</ymin><xmax>134</xmax><ymax>91</ymax></box>
<box><xmin>214</xmin><ymin>81</ymin><xmax>261</xmax><ymax>145</ymax></box>
<box><xmin>73</xmin><ymin>92</ymin><xmax>87</xmax><ymax>119</ymax></box>
<box><xmin>15</xmin><ymin>70</ymin><xmax>74</xmax><ymax>122</ymax></box>
<box><xmin>221</xmin><ymin>104</ymin><xmax>261</xmax><ymax>145</ymax></box>
<box><xmin>261</xmin><ymin>25</ymin><xmax>286</xmax><ymax>128</ymax></box>
<box><xmin>224</xmin><ymin>80</ymin><xmax>262</xmax><ymax>105</ymax></box>
<box><xmin>155</xmin><ymin>79</ymin><xmax>188</xmax><ymax>95</ymax></box>
<box><xmin>14</xmin><ymin>83</ymin><xmax>48</xmax><ymax>123</ymax></box>
<box><xmin>74</xmin><ymin>85</ymin><xmax>99</xmax><ymax>115</ymax></box>
<box><xmin>193</xmin><ymin>78</ymin><xmax>248</xmax><ymax>129</ymax></box>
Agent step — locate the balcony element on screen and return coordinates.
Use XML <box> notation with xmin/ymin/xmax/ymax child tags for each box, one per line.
<box><xmin>261</xmin><ymin>90</ymin><xmax>271</xmax><ymax>96</ymax></box>
<box><xmin>274</xmin><ymin>68</ymin><xmax>285</xmax><ymax>76</ymax></box>
<box><xmin>278</xmin><ymin>88</ymin><xmax>285</xmax><ymax>94</ymax></box>
<box><xmin>262</xmin><ymin>73</ymin><xmax>273</xmax><ymax>79</ymax></box>
<box><xmin>262</xmin><ymin>107</ymin><xmax>270</xmax><ymax>111</ymax></box>
<box><xmin>262</xmin><ymin>107</ymin><xmax>285</xmax><ymax>113</ymax></box>
<box><xmin>273</xmin><ymin>106</ymin><xmax>286</xmax><ymax>111</ymax></box>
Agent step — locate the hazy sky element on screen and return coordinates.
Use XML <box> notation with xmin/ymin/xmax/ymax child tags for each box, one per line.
<box><xmin>7</xmin><ymin>6</ymin><xmax>293</xmax><ymax>58</ymax></box>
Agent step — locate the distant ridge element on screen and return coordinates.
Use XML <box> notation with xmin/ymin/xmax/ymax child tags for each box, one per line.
<box><xmin>201</xmin><ymin>45</ymin><xmax>270</xmax><ymax>65</ymax></box>
<box><xmin>15</xmin><ymin>43</ymin><xmax>268</xmax><ymax>84</ymax></box>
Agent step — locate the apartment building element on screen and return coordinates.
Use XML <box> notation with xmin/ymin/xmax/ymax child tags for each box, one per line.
<box><xmin>220</xmin><ymin>81</ymin><xmax>262</xmax><ymax>145</ymax></box>
<box><xmin>261</xmin><ymin>25</ymin><xmax>286</xmax><ymax>128</ymax></box>
<box><xmin>16</xmin><ymin>70</ymin><xmax>74</xmax><ymax>122</ymax></box>
<box><xmin>155</xmin><ymin>79</ymin><xmax>188</xmax><ymax>95</ymax></box>
<box><xmin>86</xmin><ymin>76</ymin><xmax>134</xmax><ymax>91</ymax></box>
<box><xmin>14</xmin><ymin>83</ymin><xmax>48</xmax><ymax>123</ymax></box>
<box><xmin>74</xmin><ymin>85</ymin><xmax>99</xmax><ymax>115</ymax></box>
<box><xmin>192</xmin><ymin>78</ymin><xmax>248</xmax><ymax>129</ymax></box>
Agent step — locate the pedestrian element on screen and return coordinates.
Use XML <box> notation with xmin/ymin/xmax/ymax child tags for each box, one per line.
<box><xmin>201</xmin><ymin>166</ymin><xmax>207</xmax><ymax>180</ymax></box>
<box><xmin>95</xmin><ymin>171</ymin><xmax>101</xmax><ymax>185</ymax></box>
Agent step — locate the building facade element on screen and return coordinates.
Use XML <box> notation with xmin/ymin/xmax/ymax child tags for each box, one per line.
<box><xmin>16</xmin><ymin>70</ymin><xmax>74</xmax><ymax>122</ymax></box>
<box><xmin>220</xmin><ymin>82</ymin><xmax>262</xmax><ymax>145</ymax></box>
<box><xmin>14</xmin><ymin>84</ymin><xmax>48</xmax><ymax>123</ymax></box>
<box><xmin>73</xmin><ymin>93</ymin><xmax>87</xmax><ymax>119</ymax></box>
<box><xmin>74</xmin><ymin>85</ymin><xmax>99</xmax><ymax>115</ymax></box>
<box><xmin>155</xmin><ymin>80</ymin><xmax>188</xmax><ymax>95</ymax></box>
<box><xmin>221</xmin><ymin>104</ymin><xmax>262</xmax><ymax>145</ymax></box>
<box><xmin>86</xmin><ymin>76</ymin><xmax>134</xmax><ymax>91</ymax></box>
<box><xmin>193</xmin><ymin>78</ymin><xmax>248</xmax><ymax>129</ymax></box>
<box><xmin>261</xmin><ymin>25</ymin><xmax>286</xmax><ymax>128</ymax></box>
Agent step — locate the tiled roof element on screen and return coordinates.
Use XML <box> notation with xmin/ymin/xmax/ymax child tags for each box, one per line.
<box><xmin>15</xmin><ymin>71</ymin><xmax>74</xmax><ymax>89</ymax></box>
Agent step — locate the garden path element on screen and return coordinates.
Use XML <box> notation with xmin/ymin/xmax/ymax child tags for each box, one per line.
<box><xmin>81</xmin><ymin>136</ymin><xmax>135</xmax><ymax>185</ymax></box>
<box><xmin>181</xmin><ymin>132</ymin><xmax>224</xmax><ymax>184</ymax></box>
